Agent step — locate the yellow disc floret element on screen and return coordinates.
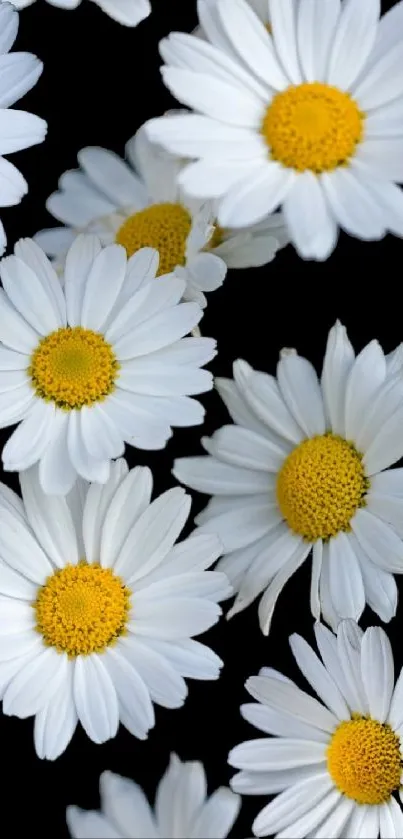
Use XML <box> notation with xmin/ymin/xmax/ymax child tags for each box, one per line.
<box><xmin>29</xmin><ymin>326</ymin><xmax>119</xmax><ymax>410</ymax></box>
<box><xmin>262</xmin><ymin>82</ymin><xmax>364</xmax><ymax>173</ymax></box>
<box><xmin>327</xmin><ymin>717</ymin><xmax>402</xmax><ymax>805</ymax></box>
<box><xmin>276</xmin><ymin>433</ymin><xmax>368</xmax><ymax>542</ymax></box>
<box><xmin>116</xmin><ymin>202</ymin><xmax>192</xmax><ymax>275</ymax></box>
<box><xmin>35</xmin><ymin>562</ymin><xmax>131</xmax><ymax>657</ymax></box>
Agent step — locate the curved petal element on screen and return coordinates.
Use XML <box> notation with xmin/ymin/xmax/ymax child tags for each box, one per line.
<box><xmin>327</xmin><ymin>0</ymin><xmax>379</xmax><ymax>89</ymax></box>
<box><xmin>277</xmin><ymin>351</ymin><xmax>326</xmax><ymax>436</ymax></box>
<box><xmin>73</xmin><ymin>655</ymin><xmax>119</xmax><ymax>744</ymax></box>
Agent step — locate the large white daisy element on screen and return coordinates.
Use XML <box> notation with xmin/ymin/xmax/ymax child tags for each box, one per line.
<box><xmin>34</xmin><ymin>125</ymin><xmax>227</xmax><ymax>309</ymax></box>
<box><xmin>67</xmin><ymin>754</ymin><xmax>241</xmax><ymax>838</ymax></box>
<box><xmin>147</xmin><ymin>0</ymin><xmax>403</xmax><ymax>261</ymax></box>
<box><xmin>0</xmin><ymin>235</ymin><xmax>215</xmax><ymax>495</ymax></box>
<box><xmin>229</xmin><ymin>620</ymin><xmax>403</xmax><ymax>838</ymax></box>
<box><xmin>0</xmin><ymin>461</ymin><xmax>229</xmax><ymax>760</ymax></box>
<box><xmin>10</xmin><ymin>0</ymin><xmax>150</xmax><ymax>27</ymax></box>
<box><xmin>0</xmin><ymin>3</ymin><xmax>47</xmax><ymax>254</ymax></box>
<box><xmin>174</xmin><ymin>321</ymin><xmax>403</xmax><ymax>635</ymax></box>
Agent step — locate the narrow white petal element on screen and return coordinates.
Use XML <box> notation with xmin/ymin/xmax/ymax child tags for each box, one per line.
<box><xmin>73</xmin><ymin>655</ymin><xmax>119</xmax><ymax>744</ymax></box>
<box><xmin>328</xmin><ymin>532</ymin><xmax>365</xmax><ymax>622</ymax></box>
<box><xmin>283</xmin><ymin>173</ymin><xmax>338</xmax><ymax>261</ymax></box>
<box><xmin>269</xmin><ymin>0</ymin><xmax>302</xmax><ymax>84</ymax></box>
<box><xmin>119</xmin><ymin>636</ymin><xmax>187</xmax><ymax>708</ymax></box>
<box><xmin>34</xmin><ymin>665</ymin><xmax>77</xmax><ymax>760</ymax></box>
<box><xmin>64</xmin><ymin>234</ymin><xmax>102</xmax><ymax>327</ymax></box>
<box><xmin>351</xmin><ymin>509</ymin><xmax>403</xmax><ymax>574</ymax></box>
<box><xmin>388</xmin><ymin>665</ymin><xmax>403</xmax><ymax>730</ymax></box>
<box><xmin>246</xmin><ymin>673</ymin><xmax>338</xmax><ymax>733</ymax></box>
<box><xmin>100</xmin><ymin>771</ymin><xmax>158</xmax><ymax>839</ymax></box>
<box><xmin>358</xmin><ymin>552</ymin><xmax>397</xmax><ymax>623</ymax></box>
<box><xmin>297</xmin><ymin>0</ymin><xmax>341</xmax><ymax>82</ymax></box>
<box><xmin>229</xmin><ymin>737</ymin><xmax>326</xmax><ymax>773</ymax></box>
<box><xmin>311</xmin><ymin>541</ymin><xmax>322</xmax><ymax>621</ymax></box>
<box><xmin>277</xmin><ymin>351</ymin><xmax>326</xmax><ymax>436</ymax></box>
<box><xmin>82</xmin><ymin>458</ymin><xmax>129</xmax><ymax>565</ymax></box>
<box><xmin>3</xmin><ymin>647</ymin><xmax>67</xmax><ymax>718</ymax></box>
<box><xmin>289</xmin><ymin>633</ymin><xmax>350</xmax><ymax>720</ymax></box>
<box><xmin>258</xmin><ymin>541</ymin><xmax>312</xmax><ymax>635</ymax></box>
<box><xmin>20</xmin><ymin>465</ymin><xmax>78</xmax><ymax>568</ymax></box>
<box><xmin>2</xmin><ymin>399</ymin><xmax>56</xmax><ymax>473</ymax></box>
<box><xmin>14</xmin><ymin>238</ymin><xmax>66</xmax><ymax>325</ymax></box>
<box><xmin>379</xmin><ymin>798</ymin><xmax>403</xmax><ymax>839</ymax></box>
<box><xmin>103</xmin><ymin>648</ymin><xmax>154</xmax><ymax>739</ymax></box>
<box><xmin>361</xmin><ymin>626</ymin><xmax>394</xmax><ymax>723</ymax></box>
<box><xmin>241</xmin><ymin>702</ymin><xmax>329</xmax><ymax>743</ymax></box>
<box><xmin>191</xmin><ymin>787</ymin><xmax>241</xmax><ymax>839</ymax></box>
<box><xmin>252</xmin><ymin>774</ymin><xmax>334</xmax><ymax>837</ymax></box>
<box><xmin>66</xmin><ymin>808</ymin><xmax>120</xmax><ymax>839</ymax></box>
<box><xmin>337</xmin><ymin>619</ymin><xmax>368</xmax><ymax>714</ymax></box>
<box><xmin>203</xmin><ymin>424</ymin><xmax>288</xmax><ymax>472</ymax></box>
<box><xmin>327</xmin><ymin>0</ymin><xmax>379</xmax><ymax>89</ymax></box>
<box><xmin>218</xmin><ymin>0</ymin><xmax>289</xmax><ymax>89</ymax></box>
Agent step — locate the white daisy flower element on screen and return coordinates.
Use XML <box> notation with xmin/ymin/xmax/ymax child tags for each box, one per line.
<box><xmin>0</xmin><ymin>3</ymin><xmax>47</xmax><ymax>254</ymax></box>
<box><xmin>67</xmin><ymin>754</ymin><xmax>241</xmax><ymax>838</ymax></box>
<box><xmin>0</xmin><ymin>235</ymin><xmax>215</xmax><ymax>495</ymax></box>
<box><xmin>10</xmin><ymin>0</ymin><xmax>150</xmax><ymax>27</ymax></box>
<box><xmin>0</xmin><ymin>461</ymin><xmax>230</xmax><ymax>760</ymax></box>
<box><xmin>34</xmin><ymin>125</ymin><xmax>227</xmax><ymax>309</ymax></box>
<box><xmin>147</xmin><ymin>0</ymin><xmax>403</xmax><ymax>261</ymax></box>
<box><xmin>174</xmin><ymin>321</ymin><xmax>403</xmax><ymax>635</ymax></box>
<box><xmin>230</xmin><ymin>621</ymin><xmax>403</xmax><ymax>838</ymax></box>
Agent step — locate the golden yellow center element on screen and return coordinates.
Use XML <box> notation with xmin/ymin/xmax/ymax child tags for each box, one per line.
<box><xmin>116</xmin><ymin>202</ymin><xmax>192</xmax><ymax>276</ymax></box>
<box><xmin>29</xmin><ymin>326</ymin><xmax>119</xmax><ymax>410</ymax></box>
<box><xmin>34</xmin><ymin>562</ymin><xmax>131</xmax><ymax>657</ymax></box>
<box><xmin>276</xmin><ymin>433</ymin><xmax>368</xmax><ymax>542</ymax></box>
<box><xmin>262</xmin><ymin>82</ymin><xmax>364</xmax><ymax>173</ymax></box>
<box><xmin>327</xmin><ymin>717</ymin><xmax>402</xmax><ymax>805</ymax></box>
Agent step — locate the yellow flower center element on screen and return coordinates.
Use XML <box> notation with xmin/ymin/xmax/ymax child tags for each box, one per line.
<box><xmin>116</xmin><ymin>202</ymin><xmax>192</xmax><ymax>276</ymax></box>
<box><xmin>262</xmin><ymin>82</ymin><xmax>364</xmax><ymax>173</ymax></box>
<box><xmin>29</xmin><ymin>326</ymin><xmax>119</xmax><ymax>410</ymax></box>
<box><xmin>327</xmin><ymin>717</ymin><xmax>402</xmax><ymax>805</ymax></box>
<box><xmin>34</xmin><ymin>562</ymin><xmax>131</xmax><ymax>657</ymax></box>
<box><xmin>276</xmin><ymin>433</ymin><xmax>368</xmax><ymax>542</ymax></box>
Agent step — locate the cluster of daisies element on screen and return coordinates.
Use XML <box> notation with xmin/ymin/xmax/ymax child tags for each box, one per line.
<box><xmin>1</xmin><ymin>0</ymin><xmax>403</xmax><ymax>836</ymax></box>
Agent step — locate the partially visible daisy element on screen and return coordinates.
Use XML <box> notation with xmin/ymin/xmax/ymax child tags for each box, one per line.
<box><xmin>0</xmin><ymin>3</ymin><xmax>47</xmax><ymax>254</ymax></box>
<box><xmin>0</xmin><ymin>461</ymin><xmax>230</xmax><ymax>760</ymax></box>
<box><xmin>0</xmin><ymin>235</ymin><xmax>215</xmax><ymax>494</ymax></box>
<box><xmin>67</xmin><ymin>754</ymin><xmax>240</xmax><ymax>837</ymax></box>
<box><xmin>174</xmin><ymin>321</ymin><xmax>403</xmax><ymax>635</ymax></box>
<box><xmin>34</xmin><ymin>125</ymin><xmax>227</xmax><ymax>308</ymax></box>
<box><xmin>230</xmin><ymin>621</ymin><xmax>403</xmax><ymax>838</ymax></box>
<box><xmin>148</xmin><ymin>0</ymin><xmax>403</xmax><ymax>261</ymax></box>
<box><xmin>10</xmin><ymin>0</ymin><xmax>150</xmax><ymax>27</ymax></box>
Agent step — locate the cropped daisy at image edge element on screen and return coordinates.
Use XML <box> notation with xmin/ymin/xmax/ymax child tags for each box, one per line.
<box><xmin>174</xmin><ymin>321</ymin><xmax>403</xmax><ymax>634</ymax></box>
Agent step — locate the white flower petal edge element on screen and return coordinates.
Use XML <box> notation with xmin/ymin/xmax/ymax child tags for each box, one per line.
<box><xmin>147</xmin><ymin>0</ymin><xmax>403</xmax><ymax>261</ymax></box>
<box><xmin>0</xmin><ymin>235</ymin><xmax>216</xmax><ymax>493</ymax></box>
<box><xmin>0</xmin><ymin>3</ymin><xmax>46</xmax><ymax>254</ymax></box>
<box><xmin>0</xmin><ymin>462</ymin><xmax>230</xmax><ymax>759</ymax></box>
<box><xmin>229</xmin><ymin>621</ymin><xmax>403</xmax><ymax>839</ymax></box>
<box><xmin>67</xmin><ymin>755</ymin><xmax>241</xmax><ymax>838</ymax></box>
<box><xmin>173</xmin><ymin>320</ymin><xmax>403</xmax><ymax>634</ymax></box>
<box><xmin>10</xmin><ymin>0</ymin><xmax>151</xmax><ymax>26</ymax></box>
<box><xmin>34</xmin><ymin>120</ymin><xmax>288</xmax><ymax>299</ymax></box>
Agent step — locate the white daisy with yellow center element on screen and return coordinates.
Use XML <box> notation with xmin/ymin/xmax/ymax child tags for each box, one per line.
<box><xmin>0</xmin><ymin>235</ymin><xmax>216</xmax><ymax>495</ymax></box>
<box><xmin>174</xmin><ymin>322</ymin><xmax>403</xmax><ymax>634</ymax></box>
<box><xmin>0</xmin><ymin>461</ymin><xmax>230</xmax><ymax>759</ymax></box>
<box><xmin>34</xmin><ymin>125</ymin><xmax>228</xmax><ymax>309</ymax></box>
<box><xmin>67</xmin><ymin>755</ymin><xmax>240</xmax><ymax>838</ymax></box>
<box><xmin>10</xmin><ymin>0</ymin><xmax>150</xmax><ymax>27</ymax></box>
<box><xmin>147</xmin><ymin>0</ymin><xmax>403</xmax><ymax>261</ymax></box>
<box><xmin>229</xmin><ymin>621</ymin><xmax>403</xmax><ymax>838</ymax></box>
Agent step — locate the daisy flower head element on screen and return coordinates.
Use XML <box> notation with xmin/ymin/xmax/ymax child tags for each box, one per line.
<box><xmin>0</xmin><ymin>3</ymin><xmax>47</xmax><ymax>254</ymax></box>
<box><xmin>230</xmin><ymin>621</ymin><xmax>403</xmax><ymax>838</ymax></box>
<box><xmin>10</xmin><ymin>0</ymin><xmax>151</xmax><ymax>27</ymax></box>
<box><xmin>0</xmin><ymin>235</ymin><xmax>216</xmax><ymax>495</ymax></box>
<box><xmin>67</xmin><ymin>754</ymin><xmax>241</xmax><ymax>838</ymax></box>
<box><xmin>34</xmin><ymin>124</ymin><xmax>227</xmax><ymax>309</ymax></box>
<box><xmin>0</xmin><ymin>461</ymin><xmax>230</xmax><ymax>760</ymax></box>
<box><xmin>147</xmin><ymin>0</ymin><xmax>403</xmax><ymax>261</ymax></box>
<box><xmin>174</xmin><ymin>321</ymin><xmax>403</xmax><ymax>635</ymax></box>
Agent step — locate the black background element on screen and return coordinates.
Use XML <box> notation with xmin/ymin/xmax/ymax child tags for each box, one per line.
<box><xmin>0</xmin><ymin>1</ymin><xmax>402</xmax><ymax>836</ymax></box>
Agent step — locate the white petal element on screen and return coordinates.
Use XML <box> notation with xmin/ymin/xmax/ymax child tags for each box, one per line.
<box><xmin>388</xmin><ymin>665</ymin><xmax>403</xmax><ymax>730</ymax></box>
<box><xmin>327</xmin><ymin>0</ymin><xmax>379</xmax><ymax>89</ymax></box>
<box><xmin>100</xmin><ymin>771</ymin><xmax>158</xmax><ymax>839</ymax></box>
<box><xmin>0</xmin><ymin>503</ymin><xmax>52</xmax><ymax>583</ymax></box>
<box><xmin>289</xmin><ymin>633</ymin><xmax>350</xmax><ymax>720</ymax></box>
<box><xmin>283</xmin><ymin>173</ymin><xmax>338</xmax><ymax>261</ymax></box>
<box><xmin>361</xmin><ymin>626</ymin><xmax>394</xmax><ymax>723</ymax></box>
<box><xmin>344</xmin><ymin>340</ymin><xmax>386</xmax><ymax>442</ymax></box>
<box><xmin>0</xmin><ymin>559</ymin><xmax>36</xmax><ymax>600</ymax></box>
<box><xmin>310</xmin><ymin>796</ymin><xmax>354</xmax><ymax>839</ymax></box>
<box><xmin>190</xmin><ymin>787</ymin><xmax>241</xmax><ymax>839</ymax></box>
<box><xmin>337</xmin><ymin>619</ymin><xmax>368</xmax><ymax>714</ymax></box>
<box><xmin>66</xmin><ymin>808</ymin><xmax>120</xmax><ymax>839</ymax></box>
<box><xmin>78</xmin><ymin>146</ymin><xmax>146</xmax><ymax>206</ymax></box>
<box><xmin>130</xmin><ymin>596</ymin><xmax>221</xmax><ymax>639</ymax></box>
<box><xmin>19</xmin><ymin>465</ymin><xmax>78</xmax><ymax>568</ymax></box>
<box><xmin>0</xmin><ymin>254</ymin><xmax>62</xmax><ymax>334</ymax></box>
<box><xmin>258</xmin><ymin>541</ymin><xmax>312</xmax><ymax>635</ymax></box>
<box><xmin>276</xmin><ymin>789</ymin><xmax>343</xmax><ymax>839</ymax></box>
<box><xmin>0</xmin><ymin>156</ymin><xmax>27</xmax><ymax>206</ymax></box>
<box><xmin>328</xmin><ymin>532</ymin><xmax>365</xmax><ymax>622</ymax></box>
<box><xmin>366</xmin><ymin>492</ymin><xmax>403</xmax><ymax>538</ymax></box>
<box><xmin>314</xmin><ymin>622</ymin><xmax>355</xmax><ymax>712</ymax></box>
<box><xmin>3</xmin><ymin>647</ymin><xmax>67</xmax><ymax>718</ymax></box>
<box><xmin>80</xmin><ymin>245</ymin><xmax>127</xmax><ymax>332</ymax></box>
<box><xmin>354</xmin><ymin>372</ymin><xmax>403</xmax><ymax>456</ymax></box>
<box><xmin>354</xmin><ymin>138</ymin><xmax>403</xmax><ymax>183</ymax></box>
<box><xmin>34</xmin><ymin>665</ymin><xmax>77</xmax><ymax>760</ymax></box>
<box><xmin>143</xmin><ymin>637</ymin><xmax>222</xmax><ymax>681</ymax></box>
<box><xmin>33</xmin><ymin>226</ymin><xmax>76</xmax><ymax>259</ymax></box>
<box><xmin>67</xmin><ymin>411</ymin><xmax>110</xmax><ymax>484</ymax></box>
<box><xmin>0</xmin><ymin>287</ymin><xmax>39</xmax><ymax>353</ymax></box>
<box><xmin>0</xmin><ymin>4</ymin><xmax>18</xmax><ymax>55</ymax></box>
<box><xmin>246</xmin><ymin>673</ymin><xmax>338</xmax><ymax>732</ymax></box>
<box><xmin>114</xmin><ymin>302</ymin><xmax>202</xmax><ymax>359</ymax></box>
<box><xmin>64</xmin><ymin>234</ymin><xmax>102</xmax><ymax>327</ymax></box>
<box><xmin>145</xmin><ymin>114</ymin><xmax>265</xmax><ymax>160</ymax></box>
<box><xmin>311</xmin><ymin>541</ymin><xmax>322</xmax><ymax>621</ymax></box>
<box><xmin>228</xmin><ymin>737</ymin><xmax>326</xmax><ymax>772</ymax></box>
<box><xmin>2</xmin><ymin>399</ymin><xmax>57</xmax><ymax>472</ymax></box>
<box><xmin>218</xmin><ymin>163</ymin><xmax>295</xmax><ymax>229</ymax></box>
<box><xmin>119</xmin><ymin>636</ymin><xmax>187</xmax><ymax>708</ymax></box>
<box><xmin>379</xmin><ymin>798</ymin><xmax>403</xmax><ymax>839</ymax></box>
<box><xmin>82</xmin><ymin>458</ymin><xmax>128</xmax><ymax>565</ymax></box>
<box><xmin>80</xmin><ymin>405</ymin><xmax>124</xmax><ymax>462</ymax></box>
<box><xmin>0</xmin><ymin>109</ymin><xmax>46</xmax><ymax>155</ymax></box>
<box><xmin>358</xmin><ymin>554</ymin><xmax>397</xmax><ymax>623</ymax></box>
<box><xmin>234</xmin><ymin>362</ymin><xmax>304</xmax><ymax>444</ymax></box>
<box><xmin>269</xmin><ymin>0</ymin><xmax>302</xmax><ymax>84</ymax></box>
<box><xmin>203</xmin><ymin>424</ymin><xmax>288</xmax><ymax>472</ymax></box>
<box><xmin>297</xmin><ymin>0</ymin><xmax>341</xmax><ymax>82</ymax></box>
<box><xmin>351</xmin><ymin>508</ymin><xmax>403</xmax><ymax>574</ymax></box>
<box><xmin>173</xmin><ymin>454</ymin><xmax>271</xmax><ymax>495</ymax></box>
<box><xmin>92</xmin><ymin>0</ymin><xmax>151</xmax><ymax>26</ymax></box>
<box><xmin>363</xmin><ymin>401</ymin><xmax>403</xmax><ymax>475</ymax></box>
<box><xmin>321</xmin><ymin>168</ymin><xmax>385</xmax><ymax>241</ymax></box>
<box><xmin>218</xmin><ymin>0</ymin><xmax>289</xmax><ymax>89</ymax></box>
<box><xmin>321</xmin><ymin>322</ymin><xmax>355</xmax><ymax>434</ymax></box>
<box><xmin>14</xmin><ymin>238</ymin><xmax>66</xmax><ymax>325</ymax></box>
<box><xmin>216</xmin><ymin>376</ymin><xmax>270</xmax><ymax>438</ymax></box>
<box><xmin>103</xmin><ymin>648</ymin><xmax>154</xmax><ymax>739</ymax></box>
<box><xmin>353</xmin><ymin>39</ymin><xmax>403</xmax><ymax>110</ymax></box>
<box><xmin>73</xmin><ymin>655</ymin><xmax>119</xmax><ymax>744</ymax></box>
<box><xmin>38</xmin><ymin>411</ymin><xmax>77</xmax><ymax>496</ymax></box>
<box><xmin>277</xmin><ymin>351</ymin><xmax>326</xmax><ymax>436</ymax></box>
